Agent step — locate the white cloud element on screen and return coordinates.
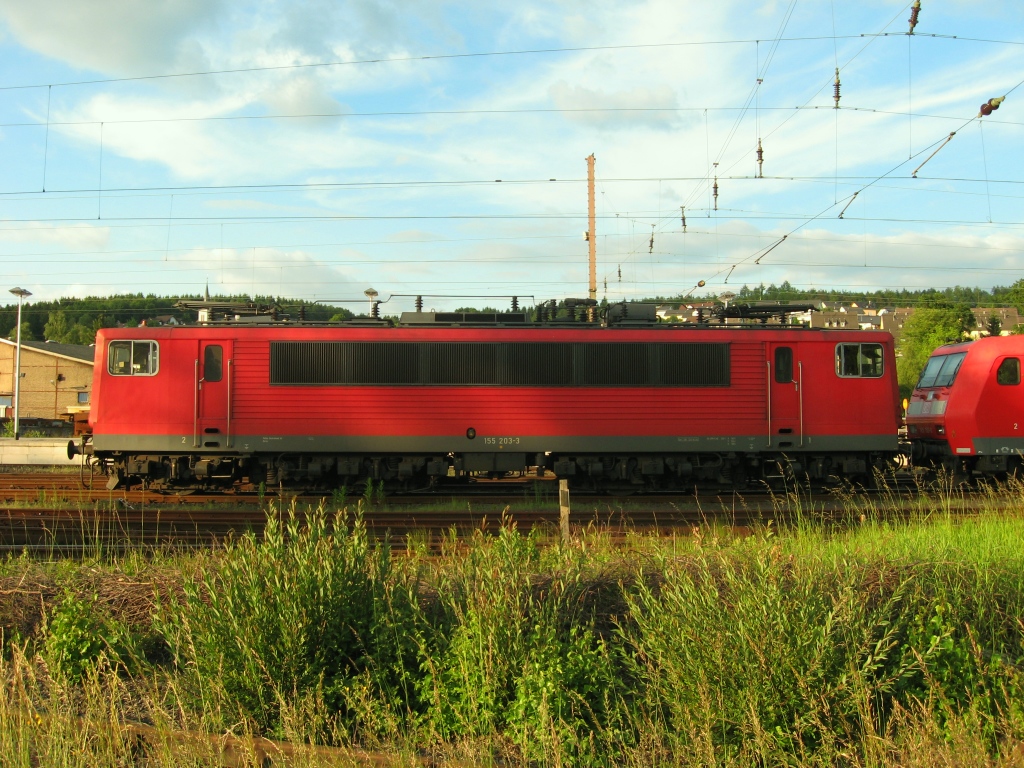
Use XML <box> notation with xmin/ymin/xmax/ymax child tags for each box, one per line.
<box><xmin>0</xmin><ymin>0</ymin><xmax>224</xmax><ymax>75</ymax></box>
<box><xmin>0</xmin><ymin>222</ymin><xmax>109</xmax><ymax>249</ymax></box>
<box><xmin>260</xmin><ymin>76</ymin><xmax>345</xmax><ymax>116</ymax></box>
<box><xmin>548</xmin><ymin>81</ymin><xmax>681</xmax><ymax>130</ymax></box>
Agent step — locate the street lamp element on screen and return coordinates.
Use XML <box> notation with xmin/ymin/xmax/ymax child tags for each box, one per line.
<box><xmin>8</xmin><ymin>287</ymin><xmax>31</xmax><ymax>440</ymax></box>
<box><xmin>364</xmin><ymin>288</ymin><xmax>378</xmax><ymax>316</ymax></box>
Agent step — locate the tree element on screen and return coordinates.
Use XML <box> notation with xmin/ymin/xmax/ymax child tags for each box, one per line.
<box><xmin>7</xmin><ymin>321</ymin><xmax>34</xmax><ymax>342</ymax></box>
<box><xmin>985</xmin><ymin>315</ymin><xmax>1002</xmax><ymax>337</ymax></box>
<box><xmin>1005</xmin><ymin>278</ymin><xmax>1024</xmax><ymax>312</ymax></box>
<box><xmin>896</xmin><ymin>303</ymin><xmax>975</xmax><ymax>396</ymax></box>
<box><xmin>43</xmin><ymin>310</ymin><xmax>72</xmax><ymax>342</ymax></box>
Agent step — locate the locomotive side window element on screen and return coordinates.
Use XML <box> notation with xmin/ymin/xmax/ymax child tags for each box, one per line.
<box><xmin>997</xmin><ymin>357</ymin><xmax>1020</xmax><ymax>386</ymax></box>
<box><xmin>774</xmin><ymin>347</ymin><xmax>793</xmax><ymax>383</ymax></box>
<box><xmin>203</xmin><ymin>345</ymin><xmax>223</xmax><ymax>383</ymax></box>
<box><xmin>108</xmin><ymin>340</ymin><xmax>159</xmax><ymax>376</ymax></box>
<box><xmin>836</xmin><ymin>343</ymin><xmax>884</xmax><ymax>378</ymax></box>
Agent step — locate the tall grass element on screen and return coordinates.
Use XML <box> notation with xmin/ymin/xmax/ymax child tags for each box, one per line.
<box><xmin>3</xmin><ymin>494</ymin><xmax>1024</xmax><ymax>765</ymax></box>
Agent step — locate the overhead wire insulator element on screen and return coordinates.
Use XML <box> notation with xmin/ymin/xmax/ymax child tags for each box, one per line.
<box><xmin>680</xmin><ymin>205</ymin><xmax>687</xmax><ymax>232</ymax></box>
<box><xmin>838</xmin><ymin>191</ymin><xmax>859</xmax><ymax>219</ymax></box>
<box><xmin>649</xmin><ymin>226</ymin><xmax>655</xmax><ymax>254</ymax></box>
<box><xmin>712</xmin><ymin>177</ymin><xmax>719</xmax><ymax>211</ymax></box>
<box><xmin>617</xmin><ymin>265</ymin><xmax>622</xmax><ymax>280</ymax></box>
<box><xmin>833</xmin><ymin>68</ymin><xmax>841</xmax><ymax>109</ymax></box>
<box><xmin>911</xmin><ymin>131</ymin><xmax>956</xmax><ymax>178</ymax></box>
<box><xmin>756</xmin><ymin>139</ymin><xmax>764</xmax><ymax>178</ymax></box>
<box><xmin>908</xmin><ymin>0</ymin><xmax>921</xmax><ymax>34</ymax></box>
<box><xmin>978</xmin><ymin>96</ymin><xmax>1005</xmax><ymax>117</ymax></box>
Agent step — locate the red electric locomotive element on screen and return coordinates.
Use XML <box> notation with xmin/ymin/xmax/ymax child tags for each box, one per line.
<box><xmin>76</xmin><ymin>300</ymin><xmax>902</xmax><ymax>492</ymax></box>
<box><xmin>907</xmin><ymin>335</ymin><xmax>1024</xmax><ymax>477</ymax></box>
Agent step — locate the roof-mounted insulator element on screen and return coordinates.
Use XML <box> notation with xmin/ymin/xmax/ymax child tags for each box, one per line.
<box><xmin>833</xmin><ymin>68</ymin><xmax>841</xmax><ymax>109</ymax></box>
<box><xmin>756</xmin><ymin>139</ymin><xmax>764</xmax><ymax>178</ymax></box>
<box><xmin>713</xmin><ymin>177</ymin><xmax>719</xmax><ymax>211</ymax></box>
<box><xmin>511</xmin><ymin>296</ymin><xmax>519</xmax><ymax>312</ymax></box>
<box><xmin>908</xmin><ymin>0</ymin><xmax>921</xmax><ymax>34</ymax></box>
<box><xmin>298</xmin><ymin>304</ymin><xmax>306</xmax><ymax>321</ymax></box>
<box><xmin>979</xmin><ymin>96</ymin><xmax>1005</xmax><ymax>117</ymax></box>
<box><xmin>415</xmin><ymin>295</ymin><xmax>423</xmax><ymax>311</ymax></box>
<box><xmin>680</xmin><ymin>205</ymin><xmax>687</xmax><ymax>232</ymax></box>
<box><xmin>371</xmin><ymin>301</ymin><xmax>380</xmax><ymax>319</ymax></box>
<box><xmin>649</xmin><ymin>226</ymin><xmax>655</xmax><ymax>254</ymax></box>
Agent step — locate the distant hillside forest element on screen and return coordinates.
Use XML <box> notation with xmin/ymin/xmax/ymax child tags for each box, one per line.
<box><xmin>0</xmin><ymin>294</ymin><xmax>353</xmax><ymax>344</ymax></box>
<box><xmin>2</xmin><ymin>281</ymin><xmax>1024</xmax><ymax>344</ymax></box>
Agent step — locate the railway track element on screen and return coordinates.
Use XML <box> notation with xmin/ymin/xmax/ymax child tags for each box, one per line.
<box><xmin>0</xmin><ymin>469</ymin><xmax>979</xmax><ymax>555</ymax></box>
<box><xmin>0</xmin><ymin>498</ymin><xmax>768</xmax><ymax>552</ymax></box>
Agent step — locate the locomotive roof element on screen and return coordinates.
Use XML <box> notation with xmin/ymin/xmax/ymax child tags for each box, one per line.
<box><xmin>167</xmin><ymin>299</ymin><xmax>821</xmax><ymax>329</ymax></box>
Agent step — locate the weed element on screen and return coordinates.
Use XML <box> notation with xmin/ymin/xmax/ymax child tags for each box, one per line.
<box><xmin>331</xmin><ymin>485</ymin><xmax>348</xmax><ymax>509</ymax></box>
<box><xmin>44</xmin><ymin>591</ymin><xmax>135</xmax><ymax>681</ymax></box>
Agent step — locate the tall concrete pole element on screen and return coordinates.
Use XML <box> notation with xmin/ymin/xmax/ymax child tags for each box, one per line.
<box><xmin>8</xmin><ymin>287</ymin><xmax>31</xmax><ymax>440</ymax></box>
<box><xmin>587</xmin><ymin>154</ymin><xmax>596</xmax><ymax>302</ymax></box>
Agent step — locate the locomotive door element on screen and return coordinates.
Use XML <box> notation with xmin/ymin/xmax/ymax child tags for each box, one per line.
<box><xmin>195</xmin><ymin>340</ymin><xmax>233</xmax><ymax>448</ymax></box>
<box><xmin>767</xmin><ymin>343</ymin><xmax>803</xmax><ymax>449</ymax></box>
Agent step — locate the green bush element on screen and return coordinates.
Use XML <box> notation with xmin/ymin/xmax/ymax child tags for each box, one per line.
<box><xmin>415</xmin><ymin>526</ymin><xmax>621</xmax><ymax>764</ymax></box>
<box><xmin>44</xmin><ymin>592</ymin><xmax>134</xmax><ymax>681</ymax></box>
<box><xmin>157</xmin><ymin>504</ymin><xmax>421</xmax><ymax>735</ymax></box>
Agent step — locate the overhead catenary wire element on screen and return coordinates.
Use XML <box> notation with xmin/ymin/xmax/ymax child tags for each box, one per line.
<box><xmin>10</xmin><ymin>29</ymin><xmax>1012</xmax><ymax>94</ymax></box>
<box><xmin>693</xmin><ymin>79</ymin><xmax>1023</xmax><ymax>288</ymax></box>
<box><xmin>599</xmin><ymin>1</ymin><xmax>932</xmax><ymax>287</ymax></box>
<box><xmin>3</xmin><ymin>7</ymin><xmax>1023</xmax><ymax>303</ymax></box>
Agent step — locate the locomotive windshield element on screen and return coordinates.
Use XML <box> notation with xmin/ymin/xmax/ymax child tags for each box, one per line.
<box><xmin>916</xmin><ymin>351</ymin><xmax>966</xmax><ymax>388</ymax></box>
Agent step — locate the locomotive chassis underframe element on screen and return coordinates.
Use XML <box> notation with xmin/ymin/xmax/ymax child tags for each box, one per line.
<box><xmin>92</xmin><ymin>440</ymin><xmax>896</xmax><ymax>493</ymax></box>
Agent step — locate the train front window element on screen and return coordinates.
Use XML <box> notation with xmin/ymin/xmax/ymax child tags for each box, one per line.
<box><xmin>918</xmin><ymin>352</ymin><xmax>966</xmax><ymax>388</ymax></box>
<box><xmin>997</xmin><ymin>357</ymin><xmax>1020</xmax><ymax>386</ymax></box>
<box><xmin>836</xmin><ymin>343</ymin><xmax>884</xmax><ymax>378</ymax></box>
<box><xmin>108</xmin><ymin>340</ymin><xmax>159</xmax><ymax>376</ymax></box>
<box><xmin>916</xmin><ymin>356</ymin><xmax>945</xmax><ymax>388</ymax></box>
<box><xmin>932</xmin><ymin>352</ymin><xmax>966</xmax><ymax>387</ymax></box>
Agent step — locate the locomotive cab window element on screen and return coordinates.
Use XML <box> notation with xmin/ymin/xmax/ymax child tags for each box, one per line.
<box><xmin>997</xmin><ymin>357</ymin><xmax>1020</xmax><ymax>386</ymax></box>
<box><xmin>917</xmin><ymin>351</ymin><xmax>967</xmax><ymax>388</ymax></box>
<box><xmin>108</xmin><ymin>340</ymin><xmax>159</xmax><ymax>376</ymax></box>
<box><xmin>774</xmin><ymin>347</ymin><xmax>793</xmax><ymax>383</ymax></box>
<box><xmin>836</xmin><ymin>343</ymin><xmax>883</xmax><ymax>378</ymax></box>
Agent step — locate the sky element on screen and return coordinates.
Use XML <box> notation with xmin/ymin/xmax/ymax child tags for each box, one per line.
<box><xmin>0</xmin><ymin>0</ymin><xmax>1023</xmax><ymax>315</ymax></box>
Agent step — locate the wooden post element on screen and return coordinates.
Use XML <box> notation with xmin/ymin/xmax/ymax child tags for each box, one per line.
<box><xmin>559</xmin><ymin>479</ymin><xmax>570</xmax><ymax>541</ymax></box>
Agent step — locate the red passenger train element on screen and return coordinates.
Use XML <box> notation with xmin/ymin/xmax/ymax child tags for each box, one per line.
<box><xmin>907</xmin><ymin>335</ymin><xmax>1024</xmax><ymax>478</ymax></box>
<box><xmin>78</xmin><ymin>301</ymin><xmax>902</xmax><ymax>493</ymax></box>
